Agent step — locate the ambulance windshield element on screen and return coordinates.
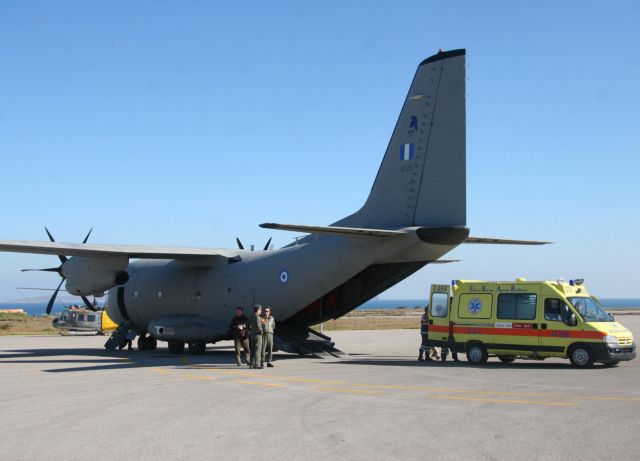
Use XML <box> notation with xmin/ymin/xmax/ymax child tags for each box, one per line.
<box><xmin>568</xmin><ymin>297</ymin><xmax>612</xmax><ymax>322</ymax></box>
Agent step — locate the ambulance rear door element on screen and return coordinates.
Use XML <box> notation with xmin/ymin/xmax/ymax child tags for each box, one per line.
<box><xmin>429</xmin><ymin>284</ymin><xmax>451</xmax><ymax>344</ymax></box>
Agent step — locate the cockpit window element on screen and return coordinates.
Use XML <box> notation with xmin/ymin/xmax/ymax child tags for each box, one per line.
<box><xmin>568</xmin><ymin>297</ymin><xmax>612</xmax><ymax>322</ymax></box>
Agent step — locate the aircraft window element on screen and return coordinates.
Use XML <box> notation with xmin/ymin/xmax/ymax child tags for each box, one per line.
<box><xmin>430</xmin><ymin>293</ymin><xmax>449</xmax><ymax>317</ymax></box>
<box><xmin>77</xmin><ymin>314</ymin><xmax>85</xmax><ymax>321</ymax></box>
<box><xmin>544</xmin><ymin>298</ymin><xmax>570</xmax><ymax>322</ymax></box>
<box><xmin>497</xmin><ymin>293</ymin><xmax>537</xmax><ymax>320</ymax></box>
<box><xmin>88</xmin><ymin>315</ymin><xmax>96</xmax><ymax>322</ymax></box>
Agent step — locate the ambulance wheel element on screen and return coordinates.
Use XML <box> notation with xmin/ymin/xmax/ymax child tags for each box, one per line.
<box><xmin>569</xmin><ymin>345</ymin><xmax>594</xmax><ymax>368</ymax></box>
<box><xmin>168</xmin><ymin>340</ymin><xmax>185</xmax><ymax>354</ymax></box>
<box><xmin>188</xmin><ymin>341</ymin><xmax>206</xmax><ymax>355</ymax></box>
<box><xmin>498</xmin><ymin>356</ymin><xmax>515</xmax><ymax>363</ymax></box>
<box><xmin>466</xmin><ymin>343</ymin><xmax>488</xmax><ymax>365</ymax></box>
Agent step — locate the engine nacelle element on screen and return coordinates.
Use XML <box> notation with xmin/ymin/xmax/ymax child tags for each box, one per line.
<box><xmin>62</xmin><ymin>256</ymin><xmax>129</xmax><ymax>296</ymax></box>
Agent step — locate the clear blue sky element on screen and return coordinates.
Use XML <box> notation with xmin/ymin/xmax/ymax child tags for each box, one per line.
<box><xmin>0</xmin><ymin>0</ymin><xmax>638</xmax><ymax>302</ymax></box>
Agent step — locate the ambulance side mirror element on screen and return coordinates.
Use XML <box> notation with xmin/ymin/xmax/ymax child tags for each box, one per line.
<box><xmin>566</xmin><ymin>313</ymin><xmax>577</xmax><ymax>327</ymax></box>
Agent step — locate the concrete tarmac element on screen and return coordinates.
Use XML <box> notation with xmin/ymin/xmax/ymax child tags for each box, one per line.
<box><xmin>1</xmin><ymin>318</ymin><xmax>639</xmax><ymax>461</ymax></box>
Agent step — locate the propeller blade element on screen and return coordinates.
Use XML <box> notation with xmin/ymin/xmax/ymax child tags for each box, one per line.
<box><xmin>46</xmin><ymin>277</ymin><xmax>65</xmax><ymax>315</ymax></box>
<box><xmin>44</xmin><ymin>227</ymin><xmax>55</xmax><ymax>242</ymax></box>
<box><xmin>82</xmin><ymin>228</ymin><xmax>93</xmax><ymax>244</ymax></box>
<box><xmin>236</xmin><ymin>238</ymin><xmax>244</xmax><ymax>250</ymax></box>
<box><xmin>44</xmin><ymin>227</ymin><xmax>67</xmax><ymax>264</ymax></box>
<box><xmin>263</xmin><ymin>237</ymin><xmax>272</xmax><ymax>251</ymax></box>
<box><xmin>80</xmin><ymin>295</ymin><xmax>97</xmax><ymax>311</ymax></box>
<box><xmin>21</xmin><ymin>267</ymin><xmax>61</xmax><ymax>273</ymax></box>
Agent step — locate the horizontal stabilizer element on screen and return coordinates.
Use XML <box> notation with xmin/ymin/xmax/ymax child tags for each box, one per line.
<box><xmin>465</xmin><ymin>237</ymin><xmax>551</xmax><ymax>245</ymax></box>
<box><xmin>259</xmin><ymin>223</ymin><xmax>406</xmax><ymax>238</ymax></box>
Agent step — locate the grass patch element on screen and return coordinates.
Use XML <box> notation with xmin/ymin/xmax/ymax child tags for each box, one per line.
<box><xmin>0</xmin><ymin>316</ymin><xmax>58</xmax><ymax>335</ymax></box>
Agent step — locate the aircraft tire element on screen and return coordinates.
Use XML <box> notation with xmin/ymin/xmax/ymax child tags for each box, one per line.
<box><xmin>138</xmin><ymin>335</ymin><xmax>149</xmax><ymax>351</ymax></box>
<box><xmin>188</xmin><ymin>341</ymin><xmax>206</xmax><ymax>355</ymax></box>
<box><xmin>168</xmin><ymin>340</ymin><xmax>185</xmax><ymax>354</ymax></box>
<box><xmin>147</xmin><ymin>337</ymin><xmax>157</xmax><ymax>351</ymax></box>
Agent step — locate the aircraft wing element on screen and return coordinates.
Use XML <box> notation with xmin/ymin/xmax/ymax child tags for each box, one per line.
<box><xmin>259</xmin><ymin>223</ymin><xmax>406</xmax><ymax>237</ymax></box>
<box><xmin>0</xmin><ymin>240</ymin><xmax>241</xmax><ymax>260</ymax></box>
<box><xmin>464</xmin><ymin>237</ymin><xmax>551</xmax><ymax>245</ymax></box>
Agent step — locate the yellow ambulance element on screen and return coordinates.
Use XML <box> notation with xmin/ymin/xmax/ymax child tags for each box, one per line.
<box><xmin>428</xmin><ymin>278</ymin><xmax>635</xmax><ymax>368</ymax></box>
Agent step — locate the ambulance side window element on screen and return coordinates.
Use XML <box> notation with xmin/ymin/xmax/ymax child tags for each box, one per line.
<box><xmin>430</xmin><ymin>293</ymin><xmax>449</xmax><ymax>317</ymax></box>
<box><xmin>544</xmin><ymin>299</ymin><xmax>572</xmax><ymax>323</ymax></box>
<box><xmin>497</xmin><ymin>293</ymin><xmax>537</xmax><ymax>320</ymax></box>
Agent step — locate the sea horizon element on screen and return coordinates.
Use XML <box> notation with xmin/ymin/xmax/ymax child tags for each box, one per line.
<box><xmin>2</xmin><ymin>298</ymin><xmax>639</xmax><ymax>316</ymax></box>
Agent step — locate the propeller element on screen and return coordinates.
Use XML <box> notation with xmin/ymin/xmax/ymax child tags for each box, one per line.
<box><xmin>236</xmin><ymin>237</ymin><xmax>272</xmax><ymax>251</ymax></box>
<box><xmin>21</xmin><ymin>227</ymin><xmax>95</xmax><ymax>315</ymax></box>
<box><xmin>263</xmin><ymin>237</ymin><xmax>272</xmax><ymax>251</ymax></box>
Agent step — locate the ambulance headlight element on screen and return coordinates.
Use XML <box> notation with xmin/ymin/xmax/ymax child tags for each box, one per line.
<box><xmin>603</xmin><ymin>335</ymin><xmax>619</xmax><ymax>347</ymax></box>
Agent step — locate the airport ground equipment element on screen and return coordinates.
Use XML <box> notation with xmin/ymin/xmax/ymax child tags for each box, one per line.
<box><xmin>428</xmin><ymin>279</ymin><xmax>636</xmax><ymax>368</ymax></box>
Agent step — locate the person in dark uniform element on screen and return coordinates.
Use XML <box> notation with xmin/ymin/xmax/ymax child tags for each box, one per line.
<box><xmin>440</xmin><ymin>320</ymin><xmax>459</xmax><ymax>362</ymax></box>
<box><xmin>418</xmin><ymin>307</ymin><xmax>432</xmax><ymax>362</ymax></box>
<box><xmin>230</xmin><ymin>306</ymin><xmax>250</xmax><ymax>366</ymax></box>
<box><xmin>249</xmin><ymin>305</ymin><xmax>264</xmax><ymax>369</ymax></box>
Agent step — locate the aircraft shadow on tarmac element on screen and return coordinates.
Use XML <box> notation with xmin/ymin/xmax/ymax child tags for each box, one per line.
<box><xmin>0</xmin><ymin>346</ymin><xmax>302</xmax><ymax>373</ymax></box>
<box><xmin>0</xmin><ymin>347</ymin><xmax>616</xmax><ymax>372</ymax></box>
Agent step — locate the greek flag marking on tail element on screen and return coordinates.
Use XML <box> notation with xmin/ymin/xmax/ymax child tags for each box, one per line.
<box><xmin>400</xmin><ymin>143</ymin><xmax>414</xmax><ymax>161</ymax></box>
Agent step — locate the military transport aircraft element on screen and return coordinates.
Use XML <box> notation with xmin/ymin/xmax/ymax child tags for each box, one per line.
<box><xmin>0</xmin><ymin>49</ymin><xmax>547</xmax><ymax>356</ymax></box>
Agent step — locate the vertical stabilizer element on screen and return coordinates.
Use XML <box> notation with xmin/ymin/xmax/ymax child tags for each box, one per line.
<box><xmin>337</xmin><ymin>49</ymin><xmax>466</xmax><ymax>229</ymax></box>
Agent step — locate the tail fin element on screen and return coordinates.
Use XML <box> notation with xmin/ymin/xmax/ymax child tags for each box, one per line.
<box><xmin>337</xmin><ymin>49</ymin><xmax>466</xmax><ymax>229</ymax></box>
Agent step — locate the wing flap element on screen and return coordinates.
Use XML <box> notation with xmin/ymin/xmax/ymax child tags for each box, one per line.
<box><xmin>259</xmin><ymin>223</ymin><xmax>406</xmax><ymax>238</ymax></box>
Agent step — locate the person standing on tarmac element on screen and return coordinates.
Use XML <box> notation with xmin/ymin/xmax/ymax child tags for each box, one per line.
<box><xmin>440</xmin><ymin>320</ymin><xmax>459</xmax><ymax>362</ymax></box>
<box><xmin>249</xmin><ymin>305</ymin><xmax>264</xmax><ymax>369</ymax></box>
<box><xmin>230</xmin><ymin>307</ymin><xmax>250</xmax><ymax>366</ymax></box>
<box><xmin>261</xmin><ymin>306</ymin><xmax>276</xmax><ymax>368</ymax></box>
<box><xmin>418</xmin><ymin>307</ymin><xmax>432</xmax><ymax>362</ymax></box>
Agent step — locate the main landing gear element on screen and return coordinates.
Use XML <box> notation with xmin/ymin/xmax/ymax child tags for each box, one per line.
<box><xmin>167</xmin><ymin>340</ymin><xmax>207</xmax><ymax>355</ymax></box>
<box><xmin>138</xmin><ymin>334</ymin><xmax>157</xmax><ymax>351</ymax></box>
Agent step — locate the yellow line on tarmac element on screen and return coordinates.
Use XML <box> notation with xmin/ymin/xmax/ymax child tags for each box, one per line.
<box><xmin>184</xmin><ymin>374</ymin><xmax>217</xmax><ymax>381</ymax></box>
<box><xmin>431</xmin><ymin>395</ymin><xmax>577</xmax><ymax>407</ymax></box>
<box><xmin>316</xmin><ymin>387</ymin><xmax>379</xmax><ymax>395</ymax></box>
<box><xmin>151</xmin><ymin>368</ymin><xmax>177</xmax><ymax>375</ymax></box>
<box><xmin>180</xmin><ymin>359</ymin><xmax>639</xmax><ymax>403</ymax></box>
<box><xmin>233</xmin><ymin>380</ymin><xmax>287</xmax><ymax>388</ymax></box>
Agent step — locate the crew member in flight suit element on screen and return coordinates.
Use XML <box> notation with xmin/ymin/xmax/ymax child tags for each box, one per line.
<box><xmin>230</xmin><ymin>306</ymin><xmax>250</xmax><ymax>366</ymax></box>
<box><xmin>261</xmin><ymin>306</ymin><xmax>276</xmax><ymax>367</ymax></box>
<box><xmin>249</xmin><ymin>305</ymin><xmax>264</xmax><ymax>369</ymax></box>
